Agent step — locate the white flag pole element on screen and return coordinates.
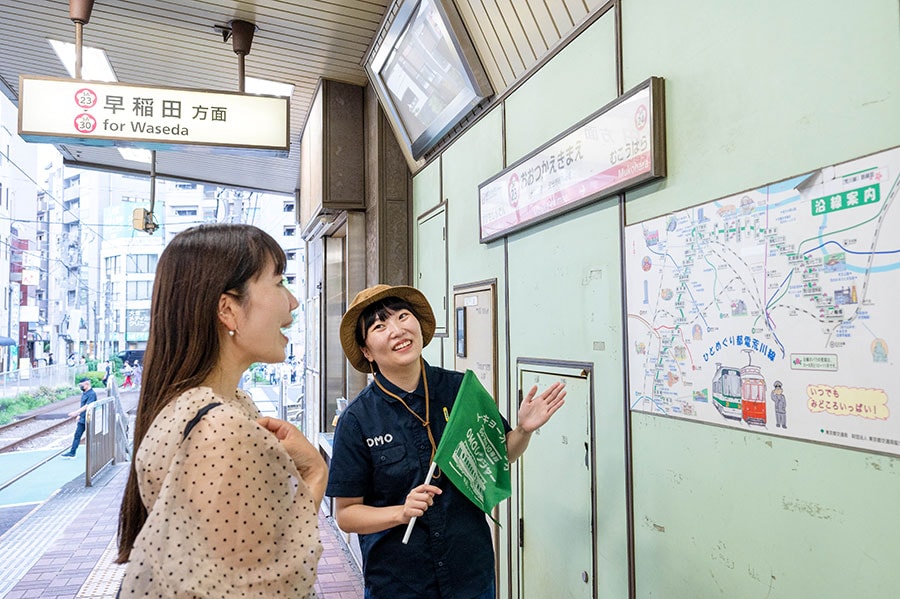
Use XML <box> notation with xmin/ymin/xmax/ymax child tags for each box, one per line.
<box><xmin>402</xmin><ymin>461</ymin><xmax>438</xmax><ymax>544</ymax></box>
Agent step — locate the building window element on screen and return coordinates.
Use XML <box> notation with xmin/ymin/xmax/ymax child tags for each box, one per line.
<box><xmin>126</xmin><ymin>254</ymin><xmax>158</xmax><ymax>274</ymax></box>
<box><xmin>126</xmin><ymin>280</ymin><xmax>153</xmax><ymax>300</ymax></box>
<box><xmin>286</xmin><ymin>251</ymin><xmax>296</xmax><ymax>261</ymax></box>
<box><xmin>176</xmin><ymin>183</ymin><xmax>197</xmax><ymax>190</ymax></box>
<box><xmin>173</xmin><ymin>207</ymin><xmax>197</xmax><ymax>216</ymax></box>
<box><xmin>105</xmin><ymin>255</ymin><xmax>121</xmax><ymax>275</ymax></box>
<box><xmin>283</xmin><ymin>226</ymin><xmax>296</xmax><ymax>237</ymax></box>
<box><xmin>283</xmin><ymin>201</ymin><xmax>295</xmax><ymax>212</ymax></box>
<box><xmin>285</xmin><ymin>275</ymin><xmax>296</xmax><ymax>286</ymax></box>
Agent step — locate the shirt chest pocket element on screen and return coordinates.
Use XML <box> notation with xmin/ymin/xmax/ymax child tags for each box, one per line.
<box><xmin>370</xmin><ymin>444</ymin><xmax>409</xmax><ymax>489</ymax></box>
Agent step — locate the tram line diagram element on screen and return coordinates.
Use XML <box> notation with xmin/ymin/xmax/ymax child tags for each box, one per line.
<box><xmin>625</xmin><ymin>145</ymin><xmax>900</xmax><ymax>456</ymax></box>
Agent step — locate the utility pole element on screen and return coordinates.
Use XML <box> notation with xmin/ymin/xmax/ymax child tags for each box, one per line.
<box><xmin>6</xmin><ymin>285</ymin><xmax>11</xmax><ymax>371</ymax></box>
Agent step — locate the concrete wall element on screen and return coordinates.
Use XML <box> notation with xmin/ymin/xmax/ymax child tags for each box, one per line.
<box><xmin>411</xmin><ymin>0</ymin><xmax>900</xmax><ymax>597</ymax></box>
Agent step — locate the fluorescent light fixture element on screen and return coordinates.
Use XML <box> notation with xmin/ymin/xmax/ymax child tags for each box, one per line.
<box><xmin>49</xmin><ymin>39</ymin><xmax>117</xmax><ymax>82</ymax></box>
<box><xmin>118</xmin><ymin>148</ymin><xmax>153</xmax><ymax>163</ymax></box>
<box><xmin>245</xmin><ymin>76</ymin><xmax>294</xmax><ymax>97</ymax></box>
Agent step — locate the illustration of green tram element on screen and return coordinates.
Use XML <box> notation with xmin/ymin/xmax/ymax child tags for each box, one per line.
<box><xmin>711</xmin><ymin>353</ymin><xmax>767</xmax><ymax>425</ymax></box>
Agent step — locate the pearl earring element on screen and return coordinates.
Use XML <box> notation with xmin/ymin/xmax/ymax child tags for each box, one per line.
<box><xmin>228</xmin><ymin>330</ymin><xmax>235</xmax><ymax>337</ymax></box>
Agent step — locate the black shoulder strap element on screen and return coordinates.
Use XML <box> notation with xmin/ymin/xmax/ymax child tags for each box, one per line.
<box><xmin>182</xmin><ymin>402</ymin><xmax>223</xmax><ymax>440</ymax></box>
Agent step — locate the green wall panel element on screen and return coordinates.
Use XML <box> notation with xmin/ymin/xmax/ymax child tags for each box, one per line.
<box><xmin>422</xmin><ymin>335</ymin><xmax>444</xmax><ymax>370</ymax></box>
<box><xmin>416</xmin><ymin>206</ymin><xmax>447</xmax><ymax>333</ymax></box>
<box><xmin>622</xmin><ymin>0</ymin><xmax>900</xmax><ymax>224</ymax></box>
<box><xmin>619</xmin><ymin>0</ymin><xmax>900</xmax><ymax>596</ymax></box>
<box><xmin>507</xmin><ymin>198</ymin><xmax>629</xmax><ymax>598</ymax></box>
<box><xmin>633</xmin><ymin>413</ymin><xmax>900</xmax><ymax>598</ymax></box>
<box><xmin>440</xmin><ymin>110</ymin><xmax>507</xmax><ymax>383</ymax></box>
<box><xmin>442</xmin><ymin>110</ymin><xmax>506</xmax><ymax>284</ymax></box>
<box><xmin>412</xmin><ymin>159</ymin><xmax>441</xmax><ymax>216</ymax></box>
<box><xmin>412</xmin><ymin>160</ymin><xmax>445</xmax><ymax>337</ymax></box>
<box><xmin>505</xmin><ymin>11</ymin><xmax>618</xmax><ymax>165</ymax></box>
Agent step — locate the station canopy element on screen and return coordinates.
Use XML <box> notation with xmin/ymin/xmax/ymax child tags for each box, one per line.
<box><xmin>0</xmin><ymin>1</ymin><xmax>388</xmax><ymax>195</ymax></box>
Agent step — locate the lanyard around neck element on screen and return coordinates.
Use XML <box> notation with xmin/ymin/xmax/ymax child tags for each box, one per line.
<box><xmin>373</xmin><ymin>359</ymin><xmax>440</xmax><ymax>478</ymax></box>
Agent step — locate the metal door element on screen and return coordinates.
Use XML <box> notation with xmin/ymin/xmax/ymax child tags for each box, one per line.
<box><xmin>519</xmin><ymin>362</ymin><xmax>595</xmax><ymax>598</ymax></box>
<box><xmin>416</xmin><ymin>205</ymin><xmax>447</xmax><ymax>334</ymax></box>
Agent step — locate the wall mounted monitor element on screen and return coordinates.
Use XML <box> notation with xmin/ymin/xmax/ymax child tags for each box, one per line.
<box><xmin>366</xmin><ymin>0</ymin><xmax>493</xmax><ymax>160</ymax></box>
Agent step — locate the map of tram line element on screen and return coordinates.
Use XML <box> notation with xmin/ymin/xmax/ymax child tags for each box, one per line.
<box><xmin>625</xmin><ymin>146</ymin><xmax>900</xmax><ymax>457</ymax></box>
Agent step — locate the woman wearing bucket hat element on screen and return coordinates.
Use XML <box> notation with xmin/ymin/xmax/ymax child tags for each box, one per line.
<box><xmin>327</xmin><ymin>284</ymin><xmax>566</xmax><ymax>599</ymax></box>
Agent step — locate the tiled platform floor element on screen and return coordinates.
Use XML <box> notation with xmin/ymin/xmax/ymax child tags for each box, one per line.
<box><xmin>0</xmin><ymin>462</ymin><xmax>363</xmax><ymax>599</ymax></box>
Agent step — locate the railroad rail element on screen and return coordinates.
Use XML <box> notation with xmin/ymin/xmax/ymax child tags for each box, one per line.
<box><xmin>0</xmin><ymin>414</ymin><xmax>75</xmax><ymax>453</ymax></box>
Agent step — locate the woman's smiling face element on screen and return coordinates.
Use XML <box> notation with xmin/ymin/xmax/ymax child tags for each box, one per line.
<box><xmin>359</xmin><ymin>308</ymin><xmax>423</xmax><ymax>375</ymax></box>
<box><xmin>232</xmin><ymin>257</ymin><xmax>299</xmax><ymax>364</ymax></box>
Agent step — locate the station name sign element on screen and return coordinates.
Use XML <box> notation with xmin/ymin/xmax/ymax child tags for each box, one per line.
<box><xmin>18</xmin><ymin>76</ymin><xmax>289</xmax><ymax>153</ymax></box>
<box><xmin>478</xmin><ymin>77</ymin><xmax>666</xmax><ymax>243</ymax></box>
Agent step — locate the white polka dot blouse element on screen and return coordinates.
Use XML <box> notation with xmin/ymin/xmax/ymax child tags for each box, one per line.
<box><xmin>120</xmin><ymin>387</ymin><xmax>321</xmax><ymax>597</ymax></box>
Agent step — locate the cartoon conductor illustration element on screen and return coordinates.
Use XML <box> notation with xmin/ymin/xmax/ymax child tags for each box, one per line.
<box><xmin>771</xmin><ymin>380</ymin><xmax>787</xmax><ymax>429</ymax></box>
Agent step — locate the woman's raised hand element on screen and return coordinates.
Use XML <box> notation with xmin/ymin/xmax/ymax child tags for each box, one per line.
<box><xmin>258</xmin><ymin>416</ymin><xmax>328</xmax><ymax>504</ymax></box>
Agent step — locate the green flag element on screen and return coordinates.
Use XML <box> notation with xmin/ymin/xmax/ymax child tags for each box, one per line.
<box><xmin>434</xmin><ymin>370</ymin><xmax>511</xmax><ymax>514</ymax></box>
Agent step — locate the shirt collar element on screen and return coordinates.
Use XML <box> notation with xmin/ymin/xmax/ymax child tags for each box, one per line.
<box><xmin>373</xmin><ymin>360</ymin><xmax>431</xmax><ymax>401</ymax></box>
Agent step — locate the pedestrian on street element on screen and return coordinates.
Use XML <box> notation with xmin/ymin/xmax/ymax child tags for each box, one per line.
<box><xmin>61</xmin><ymin>376</ymin><xmax>97</xmax><ymax>458</ymax></box>
<box><xmin>122</xmin><ymin>361</ymin><xmax>134</xmax><ymax>389</ymax></box>
<box><xmin>132</xmin><ymin>360</ymin><xmax>142</xmax><ymax>389</ymax></box>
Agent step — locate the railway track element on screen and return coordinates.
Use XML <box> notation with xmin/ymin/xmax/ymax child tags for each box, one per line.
<box><xmin>0</xmin><ymin>413</ymin><xmax>76</xmax><ymax>453</ymax></box>
<box><xmin>0</xmin><ymin>395</ymin><xmax>82</xmax><ymax>453</ymax></box>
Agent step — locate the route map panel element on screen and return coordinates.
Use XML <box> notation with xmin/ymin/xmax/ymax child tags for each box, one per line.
<box><xmin>625</xmin><ymin>146</ymin><xmax>900</xmax><ymax>456</ymax></box>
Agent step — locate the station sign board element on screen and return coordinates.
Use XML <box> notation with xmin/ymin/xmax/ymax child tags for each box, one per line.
<box><xmin>478</xmin><ymin>77</ymin><xmax>666</xmax><ymax>243</ymax></box>
<box><xmin>18</xmin><ymin>76</ymin><xmax>289</xmax><ymax>153</ymax></box>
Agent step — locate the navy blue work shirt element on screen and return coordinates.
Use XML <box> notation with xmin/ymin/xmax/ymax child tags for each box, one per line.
<box><xmin>326</xmin><ymin>362</ymin><xmax>510</xmax><ymax>599</ymax></box>
<box><xmin>78</xmin><ymin>387</ymin><xmax>97</xmax><ymax>424</ymax></box>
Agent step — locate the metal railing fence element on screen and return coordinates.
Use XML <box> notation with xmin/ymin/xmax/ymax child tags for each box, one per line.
<box><xmin>85</xmin><ymin>380</ymin><xmax>132</xmax><ymax>486</ymax></box>
<box><xmin>0</xmin><ymin>364</ymin><xmax>86</xmax><ymax>399</ymax></box>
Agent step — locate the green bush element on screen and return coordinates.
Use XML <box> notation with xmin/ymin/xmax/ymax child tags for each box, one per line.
<box><xmin>76</xmin><ymin>371</ymin><xmax>107</xmax><ymax>389</ymax></box>
<box><xmin>0</xmin><ymin>384</ymin><xmax>80</xmax><ymax>426</ymax></box>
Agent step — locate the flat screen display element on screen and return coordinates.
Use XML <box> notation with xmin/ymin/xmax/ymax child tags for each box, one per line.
<box><xmin>368</xmin><ymin>0</ymin><xmax>492</xmax><ymax>160</ymax></box>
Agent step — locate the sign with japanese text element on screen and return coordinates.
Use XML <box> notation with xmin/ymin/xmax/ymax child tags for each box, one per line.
<box><xmin>478</xmin><ymin>77</ymin><xmax>666</xmax><ymax>243</ymax></box>
<box><xmin>21</xmin><ymin>269</ymin><xmax>40</xmax><ymax>286</ymax></box>
<box><xmin>810</xmin><ymin>184</ymin><xmax>880</xmax><ymax>216</ymax></box>
<box><xmin>18</xmin><ymin>76</ymin><xmax>289</xmax><ymax>153</ymax></box>
<box><xmin>126</xmin><ymin>309</ymin><xmax>151</xmax><ymax>342</ymax></box>
<box><xmin>625</xmin><ymin>145</ymin><xmax>900</xmax><ymax>457</ymax></box>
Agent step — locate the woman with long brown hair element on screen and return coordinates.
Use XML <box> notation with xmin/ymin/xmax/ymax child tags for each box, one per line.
<box><xmin>116</xmin><ymin>223</ymin><xmax>326</xmax><ymax>597</ymax></box>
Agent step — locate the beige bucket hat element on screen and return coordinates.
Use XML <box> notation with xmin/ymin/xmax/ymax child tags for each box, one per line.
<box><xmin>339</xmin><ymin>284</ymin><xmax>436</xmax><ymax>372</ymax></box>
